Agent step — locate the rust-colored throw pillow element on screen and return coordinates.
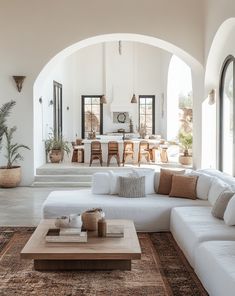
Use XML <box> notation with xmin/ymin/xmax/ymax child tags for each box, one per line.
<box><xmin>169</xmin><ymin>175</ymin><xmax>198</xmax><ymax>199</ymax></box>
<box><xmin>157</xmin><ymin>169</ymin><xmax>185</xmax><ymax>195</ymax></box>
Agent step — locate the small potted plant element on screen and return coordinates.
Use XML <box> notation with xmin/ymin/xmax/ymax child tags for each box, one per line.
<box><xmin>0</xmin><ymin>126</ymin><xmax>30</xmax><ymax>188</ymax></box>
<box><xmin>178</xmin><ymin>132</ymin><xmax>193</xmax><ymax>165</ymax></box>
<box><xmin>45</xmin><ymin>132</ymin><xmax>70</xmax><ymax>163</ymax></box>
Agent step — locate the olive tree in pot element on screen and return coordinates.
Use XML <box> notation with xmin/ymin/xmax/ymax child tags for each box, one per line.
<box><xmin>0</xmin><ymin>126</ymin><xmax>30</xmax><ymax>188</ymax></box>
<box><xmin>178</xmin><ymin>132</ymin><xmax>193</xmax><ymax>165</ymax></box>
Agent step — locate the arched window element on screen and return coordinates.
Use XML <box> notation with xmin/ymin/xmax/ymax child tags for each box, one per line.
<box><xmin>219</xmin><ymin>55</ymin><xmax>235</xmax><ymax>175</ymax></box>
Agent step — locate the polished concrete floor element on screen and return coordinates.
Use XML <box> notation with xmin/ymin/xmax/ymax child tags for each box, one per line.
<box><xmin>0</xmin><ymin>187</ymin><xmax>78</xmax><ymax>227</ymax></box>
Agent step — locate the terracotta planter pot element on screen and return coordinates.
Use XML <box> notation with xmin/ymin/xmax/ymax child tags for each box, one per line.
<box><xmin>179</xmin><ymin>155</ymin><xmax>192</xmax><ymax>165</ymax></box>
<box><xmin>0</xmin><ymin>166</ymin><xmax>21</xmax><ymax>188</ymax></box>
<box><xmin>49</xmin><ymin>149</ymin><xmax>63</xmax><ymax>163</ymax></box>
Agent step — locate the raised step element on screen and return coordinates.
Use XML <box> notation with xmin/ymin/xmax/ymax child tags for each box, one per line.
<box><xmin>34</xmin><ymin>175</ymin><xmax>92</xmax><ymax>183</ymax></box>
<box><xmin>32</xmin><ymin>181</ymin><xmax>92</xmax><ymax>187</ymax></box>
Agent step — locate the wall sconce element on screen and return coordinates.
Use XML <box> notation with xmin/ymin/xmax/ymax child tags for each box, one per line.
<box><xmin>208</xmin><ymin>89</ymin><xmax>216</xmax><ymax>105</ymax></box>
<box><xmin>100</xmin><ymin>94</ymin><xmax>107</xmax><ymax>104</ymax></box>
<box><xmin>13</xmin><ymin>76</ymin><xmax>26</xmax><ymax>92</ymax></box>
<box><xmin>39</xmin><ymin>97</ymin><xmax>42</xmax><ymax>104</ymax></box>
<box><xmin>49</xmin><ymin>99</ymin><xmax>53</xmax><ymax>106</ymax></box>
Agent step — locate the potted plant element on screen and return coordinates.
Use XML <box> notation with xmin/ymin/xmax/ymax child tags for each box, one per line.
<box><xmin>0</xmin><ymin>100</ymin><xmax>16</xmax><ymax>148</ymax></box>
<box><xmin>45</xmin><ymin>133</ymin><xmax>70</xmax><ymax>163</ymax></box>
<box><xmin>178</xmin><ymin>132</ymin><xmax>193</xmax><ymax>165</ymax></box>
<box><xmin>0</xmin><ymin>126</ymin><xmax>30</xmax><ymax>188</ymax></box>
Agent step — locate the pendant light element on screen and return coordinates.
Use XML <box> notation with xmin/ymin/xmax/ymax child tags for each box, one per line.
<box><xmin>131</xmin><ymin>43</ymin><xmax>137</xmax><ymax>103</ymax></box>
<box><xmin>101</xmin><ymin>43</ymin><xmax>107</xmax><ymax>104</ymax></box>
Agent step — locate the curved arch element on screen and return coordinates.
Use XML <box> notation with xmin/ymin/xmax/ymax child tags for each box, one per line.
<box><xmin>34</xmin><ymin>33</ymin><xmax>203</xmax><ymax>89</ymax></box>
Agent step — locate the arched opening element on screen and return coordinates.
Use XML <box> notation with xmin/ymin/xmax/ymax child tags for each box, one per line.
<box><xmin>33</xmin><ymin>33</ymin><xmax>202</xmax><ymax>170</ymax></box>
<box><xmin>167</xmin><ymin>55</ymin><xmax>193</xmax><ymax>163</ymax></box>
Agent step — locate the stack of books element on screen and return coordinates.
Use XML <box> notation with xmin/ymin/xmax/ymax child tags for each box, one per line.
<box><xmin>45</xmin><ymin>228</ymin><xmax>87</xmax><ymax>243</ymax></box>
<box><xmin>106</xmin><ymin>225</ymin><xmax>124</xmax><ymax>238</ymax></box>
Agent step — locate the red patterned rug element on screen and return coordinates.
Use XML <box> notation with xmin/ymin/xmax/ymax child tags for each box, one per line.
<box><xmin>0</xmin><ymin>227</ymin><xmax>208</xmax><ymax>296</ymax></box>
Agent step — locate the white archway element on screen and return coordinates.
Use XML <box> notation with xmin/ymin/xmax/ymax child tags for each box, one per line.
<box><xmin>33</xmin><ymin>33</ymin><xmax>203</xmax><ymax>170</ymax></box>
<box><xmin>202</xmin><ymin>18</ymin><xmax>235</xmax><ymax>169</ymax></box>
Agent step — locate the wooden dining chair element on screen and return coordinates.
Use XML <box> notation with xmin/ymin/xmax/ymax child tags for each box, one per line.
<box><xmin>107</xmin><ymin>141</ymin><xmax>120</xmax><ymax>166</ymax></box>
<box><xmin>138</xmin><ymin>140</ymin><xmax>150</xmax><ymax>165</ymax></box>
<box><xmin>89</xmin><ymin>141</ymin><xmax>102</xmax><ymax>166</ymax></box>
<box><xmin>122</xmin><ymin>141</ymin><xmax>134</xmax><ymax>166</ymax></box>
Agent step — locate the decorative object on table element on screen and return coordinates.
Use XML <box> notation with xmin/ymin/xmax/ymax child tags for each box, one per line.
<box><xmin>129</xmin><ymin>118</ymin><xmax>134</xmax><ymax>133</ymax></box>
<box><xmin>45</xmin><ymin>228</ymin><xmax>87</xmax><ymax>243</ymax></box>
<box><xmin>178</xmin><ymin>131</ymin><xmax>193</xmax><ymax>165</ymax></box>
<box><xmin>138</xmin><ymin>123</ymin><xmax>147</xmax><ymax>139</ymax></box>
<box><xmin>55</xmin><ymin>214</ymin><xmax>82</xmax><ymax>228</ymax></box>
<box><xmin>98</xmin><ymin>217</ymin><xmax>107</xmax><ymax>237</ymax></box>
<box><xmin>45</xmin><ymin>131</ymin><xmax>70</xmax><ymax>163</ymax></box>
<box><xmin>0</xmin><ymin>126</ymin><xmax>30</xmax><ymax>188</ymax></box>
<box><xmin>12</xmin><ymin>75</ymin><xmax>26</xmax><ymax>92</ymax></box>
<box><xmin>106</xmin><ymin>225</ymin><xmax>124</xmax><ymax>237</ymax></box>
<box><xmin>82</xmin><ymin>208</ymin><xmax>104</xmax><ymax>231</ymax></box>
<box><xmin>113</xmin><ymin>112</ymin><xmax>129</xmax><ymax>123</ymax></box>
<box><xmin>88</xmin><ymin>129</ymin><xmax>96</xmax><ymax>139</ymax></box>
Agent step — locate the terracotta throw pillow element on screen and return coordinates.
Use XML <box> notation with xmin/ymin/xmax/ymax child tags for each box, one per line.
<box><xmin>157</xmin><ymin>169</ymin><xmax>185</xmax><ymax>195</ymax></box>
<box><xmin>169</xmin><ymin>175</ymin><xmax>198</xmax><ymax>199</ymax></box>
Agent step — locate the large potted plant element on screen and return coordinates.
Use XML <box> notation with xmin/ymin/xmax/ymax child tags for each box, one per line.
<box><xmin>0</xmin><ymin>100</ymin><xmax>16</xmax><ymax>147</ymax></box>
<box><xmin>0</xmin><ymin>126</ymin><xmax>30</xmax><ymax>187</ymax></box>
<box><xmin>178</xmin><ymin>132</ymin><xmax>193</xmax><ymax>165</ymax></box>
<box><xmin>45</xmin><ymin>133</ymin><xmax>70</xmax><ymax>163</ymax></box>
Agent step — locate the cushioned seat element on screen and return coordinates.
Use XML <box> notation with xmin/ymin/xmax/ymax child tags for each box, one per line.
<box><xmin>195</xmin><ymin>241</ymin><xmax>235</xmax><ymax>296</ymax></box>
<box><xmin>42</xmin><ymin>189</ymin><xmax>209</xmax><ymax>232</ymax></box>
<box><xmin>170</xmin><ymin>207</ymin><xmax>235</xmax><ymax>267</ymax></box>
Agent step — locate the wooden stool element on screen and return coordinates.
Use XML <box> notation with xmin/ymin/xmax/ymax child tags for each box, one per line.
<box><xmin>138</xmin><ymin>140</ymin><xmax>150</xmax><ymax>166</ymax></box>
<box><xmin>123</xmin><ymin>141</ymin><xmax>134</xmax><ymax>166</ymax></box>
<box><xmin>90</xmin><ymin>141</ymin><xmax>102</xmax><ymax>166</ymax></box>
<box><xmin>107</xmin><ymin>141</ymin><xmax>120</xmax><ymax>166</ymax></box>
<box><xmin>160</xmin><ymin>146</ymin><xmax>168</xmax><ymax>163</ymax></box>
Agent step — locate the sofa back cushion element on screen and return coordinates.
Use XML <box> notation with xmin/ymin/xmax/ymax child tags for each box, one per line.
<box><xmin>132</xmin><ymin>168</ymin><xmax>155</xmax><ymax>194</ymax></box>
<box><xmin>119</xmin><ymin>176</ymin><xmax>145</xmax><ymax>198</ymax></box>
<box><xmin>157</xmin><ymin>169</ymin><xmax>185</xmax><ymax>195</ymax></box>
<box><xmin>92</xmin><ymin>172</ymin><xmax>110</xmax><ymax>194</ymax></box>
<box><xmin>187</xmin><ymin>171</ymin><xmax>214</xmax><ymax>200</ymax></box>
<box><xmin>208</xmin><ymin>177</ymin><xmax>231</xmax><ymax>205</ymax></box>
<box><xmin>108</xmin><ymin>170</ymin><xmax>132</xmax><ymax>195</ymax></box>
<box><xmin>169</xmin><ymin>175</ymin><xmax>198</xmax><ymax>199</ymax></box>
<box><xmin>224</xmin><ymin>194</ymin><xmax>235</xmax><ymax>225</ymax></box>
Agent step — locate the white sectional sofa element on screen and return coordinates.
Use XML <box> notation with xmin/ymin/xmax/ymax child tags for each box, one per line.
<box><xmin>42</xmin><ymin>168</ymin><xmax>235</xmax><ymax>296</ymax></box>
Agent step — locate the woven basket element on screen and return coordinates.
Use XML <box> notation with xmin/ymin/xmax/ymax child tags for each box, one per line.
<box><xmin>82</xmin><ymin>210</ymin><xmax>103</xmax><ymax>231</ymax></box>
<box><xmin>0</xmin><ymin>166</ymin><xmax>21</xmax><ymax>188</ymax></box>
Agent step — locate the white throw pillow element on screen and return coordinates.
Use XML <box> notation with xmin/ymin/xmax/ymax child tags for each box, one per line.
<box><xmin>91</xmin><ymin>172</ymin><xmax>110</xmax><ymax>194</ymax></box>
<box><xmin>188</xmin><ymin>171</ymin><xmax>214</xmax><ymax>200</ymax></box>
<box><xmin>132</xmin><ymin>168</ymin><xmax>155</xmax><ymax>194</ymax></box>
<box><xmin>208</xmin><ymin>177</ymin><xmax>230</xmax><ymax>205</ymax></box>
<box><xmin>224</xmin><ymin>194</ymin><xmax>235</xmax><ymax>225</ymax></box>
<box><xmin>108</xmin><ymin>170</ymin><xmax>131</xmax><ymax>195</ymax></box>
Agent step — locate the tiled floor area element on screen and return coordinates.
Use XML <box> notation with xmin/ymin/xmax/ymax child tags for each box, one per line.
<box><xmin>0</xmin><ymin>187</ymin><xmax>78</xmax><ymax>226</ymax></box>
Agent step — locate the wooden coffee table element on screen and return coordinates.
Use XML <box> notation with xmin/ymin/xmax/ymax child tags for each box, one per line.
<box><xmin>21</xmin><ymin>219</ymin><xmax>141</xmax><ymax>271</ymax></box>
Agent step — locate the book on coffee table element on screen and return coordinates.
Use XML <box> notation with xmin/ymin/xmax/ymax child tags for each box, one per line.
<box><xmin>45</xmin><ymin>228</ymin><xmax>87</xmax><ymax>243</ymax></box>
<box><xmin>106</xmin><ymin>225</ymin><xmax>124</xmax><ymax>238</ymax></box>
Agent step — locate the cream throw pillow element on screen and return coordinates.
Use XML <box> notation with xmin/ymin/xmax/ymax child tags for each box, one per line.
<box><xmin>119</xmin><ymin>176</ymin><xmax>145</xmax><ymax>198</ymax></box>
<box><xmin>169</xmin><ymin>175</ymin><xmax>198</xmax><ymax>199</ymax></box>
<box><xmin>224</xmin><ymin>194</ymin><xmax>235</xmax><ymax>225</ymax></box>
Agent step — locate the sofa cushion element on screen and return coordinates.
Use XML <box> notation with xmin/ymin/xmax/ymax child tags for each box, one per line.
<box><xmin>119</xmin><ymin>176</ymin><xmax>145</xmax><ymax>198</ymax></box>
<box><xmin>157</xmin><ymin>169</ymin><xmax>185</xmax><ymax>195</ymax></box>
<box><xmin>195</xmin><ymin>241</ymin><xmax>235</xmax><ymax>296</ymax></box>
<box><xmin>211</xmin><ymin>191</ymin><xmax>234</xmax><ymax>220</ymax></box>
<box><xmin>207</xmin><ymin>177</ymin><xmax>230</xmax><ymax>205</ymax></box>
<box><xmin>170</xmin><ymin>206</ymin><xmax>235</xmax><ymax>267</ymax></box>
<box><xmin>188</xmin><ymin>171</ymin><xmax>214</xmax><ymax>200</ymax></box>
<box><xmin>169</xmin><ymin>175</ymin><xmax>198</xmax><ymax>199</ymax></box>
<box><xmin>132</xmin><ymin>168</ymin><xmax>155</xmax><ymax>194</ymax></box>
<box><xmin>43</xmin><ymin>189</ymin><xmax>209</xmax><ymax>232</ymax></box>
<box><xmin>108</xmin><ymin>170</ymin><xmax>131</xmax><ymax>194</ymax></box>
<box><xmin>224</xmin><ymin>194</ymin><xmax>235</xmax><ymax>225</ymax></box>
<box><xmin>91</xmin><ymin>172</ymin><xmax>110</xmax><ymax>194</ymax></box>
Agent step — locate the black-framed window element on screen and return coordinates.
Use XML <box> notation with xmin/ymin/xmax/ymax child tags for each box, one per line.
<box><xmin>139</xmin><ymin>95</ymin><xmax>155</xmax><ymax>135</ymax></box>
<box><xmin>81</xmin><ymin>96</ymin><xmax>103</xmax><ymax>139</ymax></box>
<box><xmin>53</xmin><ymin>81</ymin><xmax>63</xmax><ymax>139</ymax></box>
<box><xmin>219</xmin><ymin>55</ymin><xmax>235</xmax><ymax>175</ymax></box>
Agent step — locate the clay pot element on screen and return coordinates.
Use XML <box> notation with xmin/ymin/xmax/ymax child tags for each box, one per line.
<box><xmin>49</xmin><ymin>149</ymin><xmax>62</xmax><ymax>163</ymax></box>
<box><xmin>179</xmin><ymin>155</ymin><xmax>192</xmax><ymax>165</ymax></box>
<box><xmin>0</xmin><ymin>166</ymin><xmax>21</xmax><ymax>188</ymax></box>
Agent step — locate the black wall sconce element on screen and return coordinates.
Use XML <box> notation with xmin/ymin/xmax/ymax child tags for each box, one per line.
<box><xmin>13</xmin><ymin>76</ymin><xmax>26</xmax><ymax>92</ymax></box>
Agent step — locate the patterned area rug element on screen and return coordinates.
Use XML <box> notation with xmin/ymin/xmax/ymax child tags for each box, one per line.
<box><xmin>0</xmin><ymin>227</ymin><xmax>208</xmax><ymax>296</ymax></box>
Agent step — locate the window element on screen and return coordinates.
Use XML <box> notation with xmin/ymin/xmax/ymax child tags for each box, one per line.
<box><xmin>53</xmin><ymin>81</ymin><xmax>63</xmax><ymax>138</ymax></box>
<box><xmin>81</xmin><ymin>96</ymin><xmax>103</xmax><ymax>139</ymax></box>
<box><xmin>219</xmin><ymin>55</ymin><xmax>235</xmax><ymax>175</ymax></box>
<box><xmin>139</xmin><ymin>95</ymin><xmax>155</xmax><ymax>134</ymax></box>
